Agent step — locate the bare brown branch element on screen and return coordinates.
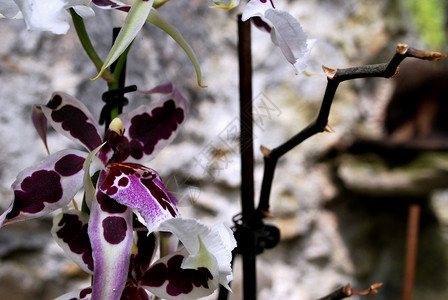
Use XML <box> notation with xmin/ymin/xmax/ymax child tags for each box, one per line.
<box><xmin>256</xmin><ymin>44</ymin><xmax>445</xmax><ymax>214</ymax></box>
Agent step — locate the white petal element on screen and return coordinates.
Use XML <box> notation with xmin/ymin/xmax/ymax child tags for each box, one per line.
<box><xmin>241</xmin><ymin>0</ymin><xmax>272</xmax><ymax>21</ymax></box>
<box><xmin>265</xmin><ymin>9</ymin><xmax>308</xmax><ymax>62</ymax></box>
<box><xmin>0</xmin><ymin>0</ymin><xmax>20</xmax><ymax>18</ymax></box>
<box><xmin>13</xmin><ymin>0</ymin><xmax>70</xmax><ymax>34</ymax></box>
<box><xmin>158</xmin><ymin>218</ymin><xmax>236</xmax><ymax>289</ymax></box>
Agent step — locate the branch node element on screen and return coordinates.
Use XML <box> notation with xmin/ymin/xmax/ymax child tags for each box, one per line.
<box><xmin>322</xmin><ymin>65</ymin><xmax>337</xmax><ymax>79</ymax></box>
<box><xmin>260</xmin><ymin>145</ymin><xmax>272</xmax><ymax>158</ymax></box>
<box><xmin>323</xmin><ymin>125</ymin><xmax>335</xmax><ymax>133</ymax></box>
<box><xmin>397</xmin><ymin>43</ymin><xmax>409</xmax><ymax>55</ymax></box>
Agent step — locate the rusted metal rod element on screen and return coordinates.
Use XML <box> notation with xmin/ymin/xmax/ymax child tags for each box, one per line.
<box><xmin>402</xmin><ymin>203</ymin><xmax>421</xmax><ymax>300</ymax></box>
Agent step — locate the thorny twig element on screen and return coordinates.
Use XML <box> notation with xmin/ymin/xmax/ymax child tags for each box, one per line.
<box><xmin>317</xmin><ymin>283</ymin><xmax>384</xmax><ymax>300</ymax></box>
<box><xmin>256</xmin><ymin>43</ymin><xmax>445</xmax><ymax>216</ymax></box>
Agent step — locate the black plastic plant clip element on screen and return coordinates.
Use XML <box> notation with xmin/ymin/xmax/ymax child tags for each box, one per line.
<box><xmin>232</xmin><ymin>212</ymin><xmax>280</xmax><ymax>256</ymax></box>
<box><xmin>99</xmin><ymin>85</ymin><xmax>136</xmax><ymax>127</ymax></box>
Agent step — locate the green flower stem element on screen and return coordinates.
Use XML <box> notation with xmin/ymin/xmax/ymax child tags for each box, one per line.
<box><xmin>106</xmin><ymin>33</ymin><xmax>134</xmax><ymax>122</ymax></box>
<box><xmin>69</xmin><ymin>8</ymin><xmax>115</xmax><ymax>83</ymax></box>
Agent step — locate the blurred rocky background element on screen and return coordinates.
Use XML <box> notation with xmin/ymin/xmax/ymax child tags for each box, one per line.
<box><xmin>1</xmin><ymin>0</ymin><xmax>448</xmax><ymax>299</ymax></box>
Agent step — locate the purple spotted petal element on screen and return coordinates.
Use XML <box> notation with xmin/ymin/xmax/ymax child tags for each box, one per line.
<box><xmin>55</xmin><ymin>287</ymin><xmax>92</xmax><ymax>300</ymax></box>
<box><xmin>51</xmin><ymin>210</ymin><xmax>94</xmax><ymax>274</ymax></box>
<box><xmin>88</xmin><ymin>189</ymin><xmax>133</xmax><ymax>300</ymax></box>
<box><xmin>99</xmin><ymin>165</ymin><xmax>178</xmax><ymax>230</ymax></box>
<box><xmin>98</xmin><ymin>164</ymin><xmax>179</xmax><ymax>233</ymax></box>
<box><xmin>31</xmin><ymin>105</ymin><xmax>49</xmax><ymax>154</ymax></box>
<box><xmin>41</xmin><ymin>92</ymin><xmax>103</xmax><ymax>152</ymax></box>
<box><xmin>0</xmin><ymin>150</ymin><xmax>87</xmax><ymax>227</ymax></box>
<box><xmin>117</xmin><ymin>85</ymin><xmax>188</xmax><ymax>163</ymax></box>
<box><xmin>120</xmin><ymin>286</ymin><xmax>151</xmax><ymax>300</ymax></box>
<box><xmin>138</xmin><ymin>82</ymin><xmax>174</xmax><ymax>95</ymax></box>
<box><xmin>91</xmin><ymin>0</ymin><xmax>130</xmax><ymax>11</ymax></box>
<box><xmin>141</xmin><ymin>248</ymin><xmax>216</xmax><ymax>299</ymax></box>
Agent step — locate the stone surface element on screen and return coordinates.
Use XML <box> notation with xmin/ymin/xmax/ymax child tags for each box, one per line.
<box><xmin>1</xmin><ymin>0</ymin><xmax>448</xmax><ymax>299</ymax></box>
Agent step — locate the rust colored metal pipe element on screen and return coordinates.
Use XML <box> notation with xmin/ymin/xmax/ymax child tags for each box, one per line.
<box><xmin>402</xmin><ymin>203</ymin><xmax>421</xmax><ymax>300</ymax></box>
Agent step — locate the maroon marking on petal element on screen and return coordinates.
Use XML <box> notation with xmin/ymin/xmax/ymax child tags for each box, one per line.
<box><xmin>141</xmin><ymin>255</ymin><xmax>213</xmax><ymax>296</ymax></box>
<box><xmin>102</xmin><ymin>216</ymin><xmax>127</xmax><ymax>244</ymax></box>
<box><xmin>56</xmin><ymin>213</ymin><xmax>93</xmax><ymax>272</ymax></box>
<box><xmin>6</xmin><ymin>170</ymin><xmax>62</xmax><ymax>220</ymax></box>
<box><xmin>121</xmin><ymin>286</ymin><xmax>150</xmax><ymax>300</ymax></box>
<box><xmin>54</xmin><ymin>154</ymin><xmax>85</xmax><ymax>176</ymax></box>
<box><xmin>99</xmin><ymin>163</ymin><xmax>156</xmax><ymax>196</ymax></box>
<box><xmin>50</xmin><ymin>105</ymin><xmax>102</xmax><ymax>151</ymax></box>
<box><xmin>96</xmin><ymin>192</ymin><xmax>127</xmax><ymax>214</ymax></box>
<box><xmin>47</xmin><ymin>94</ymin><xmax>62</xmax><ymax>109</ymax></box>
<box><xmin>118</xmin><ymin>177</ymin><xmax>129</xmax><ymax>187</ymax></box>
<box><xmin>141</xmin><ymin>178</ymin><xmax>177</xmax><ymax>217</ymax></box>
<box><xmin>130</xmin><ymin>140</ymin><xmax>143</xmax><ymax>160</ymax></box>
<box><xmin>129</xmin><ymin>100</ymin><xmax>184</xmax><ymax>160</ymax></box>
<box><xmin>80</xmin><ymin>287</ymin><xmax>92</xmax><ymax>298</ymax></box>
<box><xmin>252</xmin><ymin>16</ymin><xmax>272</xmax><ymax>33</ymax></box>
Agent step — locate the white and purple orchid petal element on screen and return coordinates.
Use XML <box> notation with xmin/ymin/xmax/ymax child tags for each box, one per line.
<box><xmin>41</xmin><ymin>92</ymin><xmax>103</xmax><ymax>152</ymax></box>
<box><xmin>52</xmin><ymin>210</ymin><xmax>94</xmax><ymax>274</ymax></box>
<box><xmin>88</xmin><ymin>189</ymin><xmax>133</xmax><ymax>300</ymax></box>
<box><xmin>92</xmin><ymin>0</ymin><xmax>154</xmax><ymax>80</ymax></box>
<box><xmin>120</xmin><ymin>286</ymin><xmax>151</xmax><ymax>300</ymax></box>
<box><xmin>146</xmin><ymin>9</ymin><xmax>204</xmax><ymax>87</ymax></box>
<box><xmin>91</xmin><ymin>0</ymin><xmax>130</xmax><ymax>11</ymax></box>
<box><xmin>0</xmin><ymin>149</ymin><xmax>87</xmax><ymax>227</ymax></box>
<box><xmin>139</xmin><ymin>82</ymin><xmax>174</xmax><ymax>94</ymax></box>
<box><xmin>242</xmin><ymin>0</ymin><xmax>314</xmax><ymax>74</ymax></box>
<box><xmin>31</xmin><ymin>105</ymin><xmax>49</xmax><ymax>154</ymax></box>
<box><xmin>264</xmin><ymin>9</ymin><xmax>313</xmax><ymax>74</ymax></box>
<box><xmin>209</xmin><ymin>0</ymin><xmax>240</xmax><ymax>9</ymax></box>
<box><xmin>158</xmin><ymin>218</ymin><xmax>236</xmax><ymax>290</ymax></box>
<box><xmin>118</xmin><ymin>86</ymin><xmax>188</xmax><ymax>163</ymax></box>
<box><xmin>55</xmin><ymin>287</ymin><xmax>92</xmax><ymax>300</ymax></box>
<box><xmin>241</xmin><ymin>0</ymin><xmax>272</xmax><ymax>22</ymax></box>
<box><xmin>98</xmin><ymin>164</ymin><xmax>179</xmax><ymax>233</ymax></box>
<box><xmin>141</xmin><ymin>247</ymin><xmax>218</xmax><ymax>300</ymax></box>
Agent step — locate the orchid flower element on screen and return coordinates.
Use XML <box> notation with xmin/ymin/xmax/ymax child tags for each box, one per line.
<box><xmin>0</xmin><ymin>83</ymin><xmax>236</xmax><ymax>299</ymax></box>
<box><xmin>0</xmin><ymin>0</ymin><xmax>94</xmax><ymax>34</ymax></box>
<box><xmin>52</xmin><ymin>212</ymin><xmax>236</xmax><ymax>300</ymax></box>
<box><xmin>242</xmin><ymin>0</ymin><xmax>316</xmax><ymax>74</ymax></box>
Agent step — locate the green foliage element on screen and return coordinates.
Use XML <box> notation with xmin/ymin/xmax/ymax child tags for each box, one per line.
<box><xmin>406</xmin><ymin>0</ymin><xmax>446</xmax><ymax>50</ymax></box>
